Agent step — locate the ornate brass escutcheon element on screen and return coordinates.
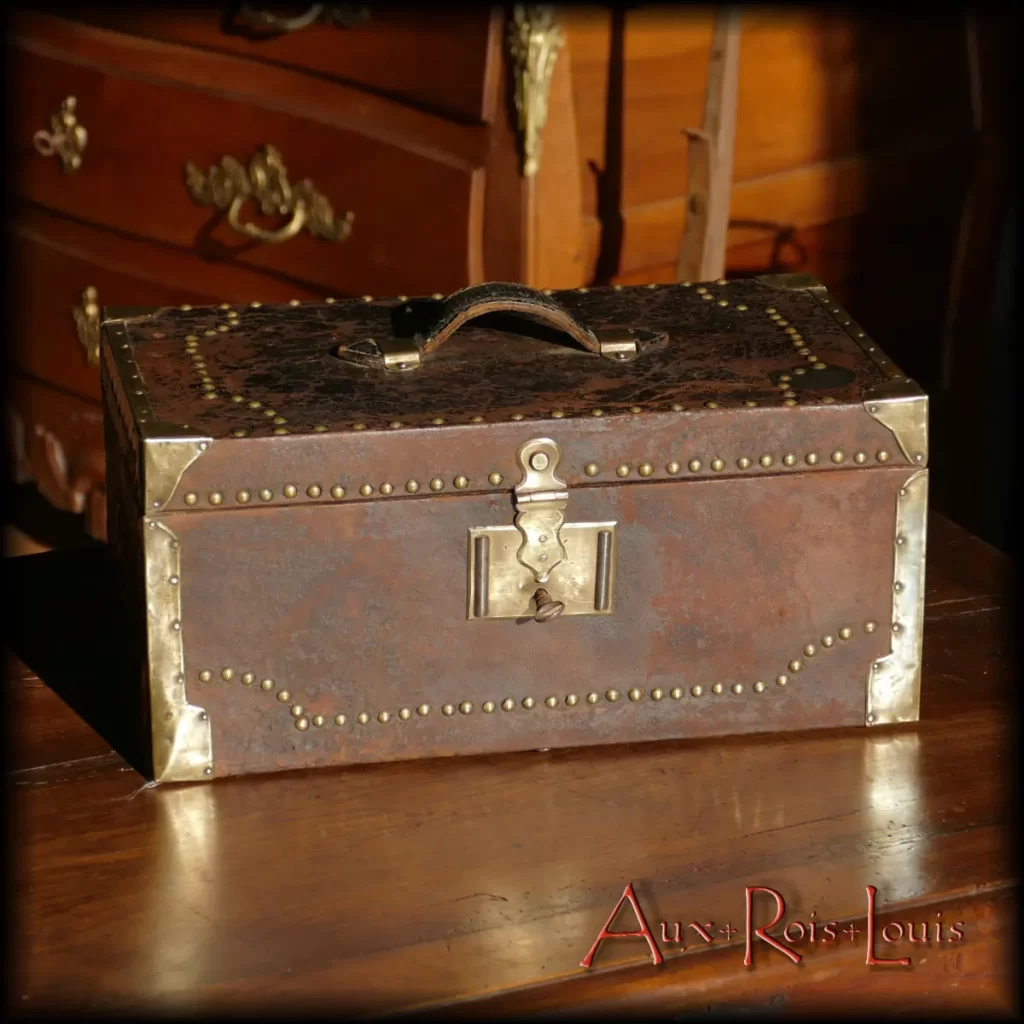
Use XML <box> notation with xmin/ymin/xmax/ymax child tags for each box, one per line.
<box><xmin>467</xmin><ymin>438</ymin><xmax>617</xmax><ymax>622</ymax></box>
<box><xmin>184</xmin><ymin>145</ymin><xmax>354</xmax><ymax>245</ymax></box>
<box><xmin>72</xmin><ymin>286</ymin><xmax>101</xmax><ymax>365</ymax></box>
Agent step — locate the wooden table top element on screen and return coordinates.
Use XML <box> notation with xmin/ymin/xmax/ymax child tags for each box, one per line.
<box><xmin>8</xmin><ymin>514</ymin><xmax>1016</xmax><ymax>1016</ymax></box>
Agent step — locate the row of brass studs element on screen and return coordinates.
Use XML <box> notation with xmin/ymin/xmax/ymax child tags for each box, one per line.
<box><xmin>199</xmin><ymin>621</ymin><xmax>876</xmax><ymax>733</ymax></box>
<box><xmin>183</xmin><ymin>471</ymin><xmax>507</xmax><ymax>506</ymax></box>
<box><xmin>182</xmin><ymin>445</ymin><xmax>895</xmax><ymax>505</ymax></box>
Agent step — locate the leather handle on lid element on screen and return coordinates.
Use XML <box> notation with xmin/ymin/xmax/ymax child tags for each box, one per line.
<box><xmin>419</xmin><ymin>283</ymin><xmax>606</xmax><ymax>356</ymax></box>
<box><xmin>337</xmin><ymin>282</ymin><xmax>654</xmax><ymax>373</ymax></box>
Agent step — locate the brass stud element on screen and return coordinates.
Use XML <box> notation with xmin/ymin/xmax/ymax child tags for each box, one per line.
<box><xmin>273</xmin><ymin>427</ymin><xmax>289</xmax><ymax>435</ymax></box>
<box><xmin>454</xmin><ymin>701</ymin><xmax>472</xmax><ymax>716</ymax></box>
<box><xmin>442</xmin><ymin>704</ymin><xmax>455</xmax><ymax>717</ymax></box>
<box><xmin>418</xmin><ymin>704</ymin><xmax>431</xmax><ymax>716</ymax></box>
<box><xmin>566</xmin><ymin>694</ymin><xmax>579</xmax><ymax>707</ymax></box>
<box><xmin>277</xmin><ymin>690</ymin><xmax>291</xmax><ymax>702</ymax></box>
<box><xmin>405</xmin><ymin>480</ymin><xmax>419</xmax><ymax>494</ymax></box>
<box><xmin>295</xmin><ymin>717</ymin><xmax>310</xmax><ymax>731</ymax></box>
<box><xmin>646</xmin><ymin>282</ymin><xmax>658</xmax><ymax>289</ymax></box>
<box><xmin>313</xmin><ymin>424</ymin><xmax>328</xmax><ymax>432</ymax></box>
<box><xmin>307</xmin><ymin>484</ymin><xmax>322</xmax><ymax>498</ymax></box>
<box><xmin>627</xmin><ymin>687</ymin><xmax>643</xmax><ymax>701</ymax></box>
<box><xmin>737</xmin><ymin>456</ymin><xmax>751</xmax><ymax>469</ymax></box>
<box><xmin>510</xmin><ymin>413</ymin><xmax>524</xmax><ymax>421</ymax></box>
<box><xmin>864</xmin><ymin>621</ymin><xmax>877</xmax><ymax>633</ymax></box>
<box><xmin>696</xmin><ymin>286</ymin><xmax>708</xmax><ymax>294</ymax></box>
<box><xmin>813</xmin><ymin>362</ymin><xmax>827</xmax><ymax>370</ymax></box>
<box><xmin>584</xmin><ymin>463</ymin><xmax>600</xmax><ymax>477</ymax></box>
<box><xmin>313</xmin><ymin>715</ymin><xmax>325</xmax><ymax>727</ymax></box>
<box><xmin>736</xmin><ymin>304</ymin><xmax>748</xmax><ymax>311</ymax></box>
<box><xmin>522</xmin><ymin>697</ymin><xmax>536</xmax><ymax>709</ymax></box>
<box><xmin>263</xmin><ymin>409</ymin><xmax>276</xmax><ymax>417</ymax></box>
<box><xmin>502</xmin><ymin>698</ymin><xmax>515</xmax><ymax>712</ymax></box>
<box><xmin>717</xmin><ymin>299</ymin><xmax>729</xmax><ymax>307</ymax></box>
<box><xmin>671</xmin><ymin>403</ymin><xmax>684</xmax><ymax>412</ymax></box>
<box><xmin>488</xmin><ymin>472</ymin><xmax>503</xmax><ymax>486</ymax></box>
<box><xmin>776</xmin><ymin>674</ymin><xmax>788</xmax><ymax>687</ymax></box>
<box><xmin>331</xmin><ymin>485</ymin><xmax>345</xmax><ymax>499</ymax></box>
<box><xmin>789</xmin><ymin>659</ymin><xmax>802</xmax><ymax>673</ymax></box>
<box><xmin>471</xmin><ymin>416</ymin><xmax>484</xmax><ymax>423</ymax></box>
<box><xmin>605</xmin><ymin>689</ymin><xmax>620</xmax><ymax>702</ymax></box>
<box><xmin>616</xmin><ymin>465</ymin><xmax>630</xmax><ymax>477</ymax></box>
<box><xmin>711</xmin><ymin>458</ymin><xmax>725</xmax><ymax>471</ymax></box>
<box><xmin>712</xmin><ymin>683</ymin><xmax>724</xmax><ymax>695</ymax></box>
<box><xmin>586</xmin><ymin>692</ymin><xmax>600</xmax><ymax>704</ymax></box>
<box><xmin>690</xmin><ymin>685</ymin><xmax>703</xmax><ymax>697</ymax></box>
<box><xmin>638</xmin><ymin>463</ymin><xmax>654</xmax><ymax>477</ymax></box>
<box><xmin>454</xmin><ymin>475</ymin><xmax>469</xmax><ymax>489</ymax></box>
<box><xmin>185</xmin><ymin>492</ymin><xmax>198</xmax><ymax>506</ymax></box>
<box><xmin>839</xmin><ymin>626</ymin><xmax>852</xmax><ymax>640</ymax></box>
<box><xmin>759</xmin><ymin>454</ymin><xmax>773</xmax><ymax>468</ymax></box>
<box><xmin>732</xmin><ymin>683</ymin><xmax>744</xmax><ymax>694</ymax></box>
<box><xmin>793</xmin><ymin>367</ymin><xmax>806</xmax><ymax>375</ymax></box>
<box><xmin>231</xmin><ymin>428</ymin><xmax>247</xmax><ymax>438</ymax></box>
<box><xmin>283</xmin><ymin>484</ymin><xmax>298</xmax><ymax>498</ymax></box>
<box><xmin>236</xmin><ymin>490</ymin><xmax>251</xmax><ymax>504</ymax></box>
<box><xmin>688</xmin><ymin>459</ymin><xmax>702</xmax><ymax>472</ymax></box>
<box><xmin>260</xmin><ymin>679</ymin><xmax>273</xmax><ymax>691</ymax></box>
<box><xmin>378</xmin><ymin>710</ymin><xmax>391</xmax><ymax>724</ymax></box>
<box><xmin>361</xmin><ymin>295</ymin><xmax>373</xmax><ymax>303</ymax></box>
<box><xmin>701</xmin><ymin>293</ymin><xmax>713</xmax><ymax>301</ymax></box>
<box><xmin>628</xmin><ymin>405</ymin><xmax>642</xmax><ymax>414</ymax></box>
<box><xmin>204</xmin><ymin>329</ymin><xmax>217</xmax><ymax>337</ymax></box>
<box><xmin>704</xmin><ymin>401</ymin><xmax>719</xmax><ymax>409</ymax></box>
<box><xmin>334</xmin><ymin>713</ymin><xmax>347</xmax><ymax>726</ymax></box>
<box><xmin>482</xmin><ymin>701</ymin><xmax>496</xmax><ymax>713</ymax></box>
<box><xmin>209</xmin><ymin>492</ymin><xmax>224</xmax><ymax>505</ymax></box>
<box><xmin>576</xmin><ymin>286</ymin><xmax>588</xmax><ymax>293</ymax></box>
<box><xmin>822</xmin><ymin>635</ymin><xmax>835</xmax><ymax>647</ymax></box>
<box><xmin>288</xmin><ymin>299</ymin><xmax>301</xmax><ymax>306</ymax></box>
<box><xmin>241</xmin><ymin>672</ymin><xmax>254</xmax><ymax>685</ymax></box>
<box><xmin>357</xmin><ymin>712</ymin><xmax>370</xmax><ymax>724</ymax></box>
<box><xmin>831</xmin><ymin>450</ymin><xmax>845</xmax><ymax>464</ymax></box>
<box><xmin>591</xmin><ymin>409</ymin><xmax>604</xmax><ymax>417</ymax></box>
<box><xmin>783</xmin><ymin>453</ymin><xmax>797</xmax><ymax>466</ymax></box>
<box><xmin>765</xmin><ymin>307</ymin><xmax>777</xmax><ymax>314</ymax></box>
<box><xmin>201</xmin><ymin>393</ymin><xmax>217</xmax><ymax>401</ymax></box>
<box><xmin>185</xmin><ymin>334</ymin><xmax>199</xmax><ymax>341</ymax></box>
<box><xmin>670</xmin><ymin>686</ymin><xmax>684</xmax><ymax>699</ymax></box>
<box><xmin>805</xmin><ymin>453</ymin><xmax>819</xmax><ymax>466</ymax></box>
<box><xmin>854</xmin><ymin>452</ymin><xmax>867</xmax><ymax>464</ymax></box>
<box><xmin>551</xmin><ymin>410</ymin><xmax>565</xmax><ymax>418</ymax></box>
<box><xmin>429</xmin><ymin>478</ymin><xmax>444</xmax><ymax>491</ymax></box>
<box><xmin>199</xmin><ymin>670</ymin><xmax>212</xmax><ymax>683</ymax></box>
<box><xmin>380</xmin><ymin>483</ymin><xmax>394</xmax><ymax>496</ymax></box>
<box><xmin>777</xmin><ymin>319</ymin><xmax>789</xmax><ymax>327</ymax></box>
<box><xmin>250</xmin><ymin>301</ymin><xmax>262</xmax><ymax>308</ymax></box>
<box><xmin>822</xmin><ymin>396</ymin><xmax>836</xmax><ymax>404</ymax></box>
<box><xmin>666</xmin><ymin>461</ymin><xmax>681</xmax><ymax>475</ymax></box>
<box><xmin>359</xmin><ymin>484</ymin><xmax>373</xmax><ymax>497</ymax></box>
<box><xmin>291</xmin><ymin>704</ymin><xmax>304</xmax><ymax>718</ymax></box>
<box><xmin>353</xmin><ymin>423</ymin><xmax>366</xmax><ymax>431</ymax></box>
<box><xmin>876</xmin><ymin>450</ymin><xmax>890</xmax><ymax>463</ymax></box>
<box><xmin>754</xmin><ymin>681</ymin><xmax>766</xmax><ymax>693</ymax></box>
<box><xmin>389</xmin><ymin>421</ymin><xmax>403</xmax><ymax>430</ymax></box>
<box><xmin>783</xmin><ymin>399</ymin><xmax>798</xmax><ymax>407</ymax></box>
<box><xmin>169</xmin><ymin>575</ymin><xmax>180</xmax><ymax>585</ymax></box>
<box><xmin>431</xmin><ymin>417</ymin><xmax>445</xmax><ymax>425</ymax></box>
<box><xmin>804</xmin><ymin>643</ymin><xmax>817</xmax><ymax>657</ymax></box>
<box><xmin>545</xmin><ymin>696</ymin><xmax>558</xmax><ymax>708</ymax></box>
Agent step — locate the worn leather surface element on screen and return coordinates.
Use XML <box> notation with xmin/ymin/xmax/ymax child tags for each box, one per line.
<box><xmin>121</xmin><ymin>279</ymin><xmax>898</xmax><ymax>437</ymax></box>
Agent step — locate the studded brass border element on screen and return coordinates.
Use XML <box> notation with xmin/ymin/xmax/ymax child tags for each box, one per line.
<box><xmin>866</xmin><ymin>470</ymin><xmax>928</xmax><ymax>726</ymax></box>
<box><xmin>144</xmin><ymin>518</ymin><xmax>213</xmax><ymax>782</ymax></box>
<box><xmin>197</xmin><ymin>619</ymin><xmax>878</xmax><ymax>734</ymax></box>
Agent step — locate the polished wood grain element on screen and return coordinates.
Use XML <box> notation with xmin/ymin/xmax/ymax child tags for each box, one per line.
<box><xmin>9</xmin><ymin>514</ymin><xmax>1015</xmax><ymax>1014</ymax></box>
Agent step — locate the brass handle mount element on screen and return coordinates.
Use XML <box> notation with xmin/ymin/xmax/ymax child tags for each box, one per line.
<box><xmin>34</xmin><ymin>96</ymin><xmax>88</xmax><ymax>173</ymax></box>
<box><xmin>185</xmin><ymin>145</ymin><xmax>354</xmax><ymax>245</ymax></box>
<box><xmin>73</xmin><ymin>286</ymin><xmax>101</xmax><ymax>366</ymax></box>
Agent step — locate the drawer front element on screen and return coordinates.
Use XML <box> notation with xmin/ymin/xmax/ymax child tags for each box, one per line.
<box><xmin>72</xmin><ymin>7</ymin><xmax>498</xmax><ymax>123</ymax></box>
<box><xmin>13</xmin><ymin>45</ymin><xmax>483</xmax><ymax>297</ymax></box>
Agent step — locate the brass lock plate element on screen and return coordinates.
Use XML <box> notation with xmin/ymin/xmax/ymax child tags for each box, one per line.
<box><xmin>467</xmin><ymin>522</ymin><xmax>617</xmax><ymax>620</ymax></box>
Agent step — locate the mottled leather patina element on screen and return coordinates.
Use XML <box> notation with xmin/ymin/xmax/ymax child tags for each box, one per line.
<box><xmin>101</xmin><ymin>275</ymin><xmax>929</xmax><ymax>783</ymax></box>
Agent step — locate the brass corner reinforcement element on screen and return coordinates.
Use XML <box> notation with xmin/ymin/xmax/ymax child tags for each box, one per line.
<box><xmin>866</xmin><ymin>470</ymin><xmax>928</xmax><ymax>726</ymax></box>
<box><xmin>862</xmin><ymin>379</ymin><xmax>929</xmax><ymax>467</ymax></box>
<box><xmin>144</xmin><ymin>519</ymin><xmax>213</xmax><ymax>782</ymax></box>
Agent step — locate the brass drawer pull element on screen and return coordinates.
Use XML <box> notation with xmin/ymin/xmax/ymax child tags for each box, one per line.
<box><xmin>237</xmin><ymin>3</ymin><xmax>370</xmax><ymax>33</ymax></box>
<box><xmin>33</xmin><ymin>96</ymin><xmax>88</xmax><ymax>173</ymax></box>
<box><xmin>185</xmin><ymin>145</ymin><xmax>354</xmax><ymax>245</ymax></box>
<box><xmin>73</xmin><ymin>286</ymin><xmax>101</xmax><ymax>365</ymax></box>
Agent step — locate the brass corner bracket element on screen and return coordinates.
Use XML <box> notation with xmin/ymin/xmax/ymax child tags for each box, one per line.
<box><xmin>144</xmin><ymin>520</ymin><xmax>212</xmax><ymax>782</ymax></box>
<box><xmin>508</xmin><ymin>5</ymin><xmax>565</xmax><ymax>178</ymax></box>
<box><xmin>866</xmin><ymin>470</ymin><xmax>928</xmax><ymax>726</ymax></box>
<box><xmin>863</xmin><ymin>379</ymin><xmax>929</xmax><ymax>468</ymax></box>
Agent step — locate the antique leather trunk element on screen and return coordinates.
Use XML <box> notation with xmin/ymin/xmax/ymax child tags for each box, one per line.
<box><xmin>100</xmin><ymin>274</ymin><xmax>929</xmax><ymax>784</ymax></box>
